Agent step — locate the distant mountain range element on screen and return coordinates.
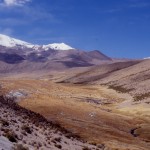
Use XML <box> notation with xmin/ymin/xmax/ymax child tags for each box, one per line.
<box><xmin>0</xmin><ymin>34</ymin><xmax>113</xmax><ymax>73</ymax></box>
<box><xmin>0</xmin><ymin>34</ymin><xmax>74</xmax><ymax>50</ymax></box>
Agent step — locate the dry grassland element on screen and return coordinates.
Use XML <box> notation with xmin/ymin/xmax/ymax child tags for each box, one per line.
<box><xmin>0</xmin><ymin>78</ymin><xmax>149</xmax><ymax>150</ymax></box>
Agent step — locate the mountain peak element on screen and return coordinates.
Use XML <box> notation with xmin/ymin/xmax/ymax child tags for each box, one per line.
<box><xmin>43</xmin><ymin>43</ymin><xmax>74</xmax><ymax>51</ymax></box>
<box><xmin>0</xmin><ymin>34</ymin><xmax>33</xmax><ymax>48</ymax></box>
<box><xmin>0</xmin><ymin>34</ymin><xmax>74</xmax><ymax>51</ymax></box>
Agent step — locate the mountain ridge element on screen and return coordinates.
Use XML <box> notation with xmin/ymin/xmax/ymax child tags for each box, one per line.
<box><xmin>0</xmin><ymin>34</ymin><xmax>74</xmax><ymax>51</ymax></box>
<box><xmin>0</xmin><ymin>34</ymin><xmax>112</xmax><ymax>72</ymax></box>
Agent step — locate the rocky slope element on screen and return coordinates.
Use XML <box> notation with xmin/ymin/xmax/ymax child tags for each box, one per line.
<box><xmin>0</xmin><ymin>95</ymin><xmax>102</xmax><ymax>150</ymax></box>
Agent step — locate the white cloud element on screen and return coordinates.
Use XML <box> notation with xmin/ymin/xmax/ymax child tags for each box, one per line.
<box><xmin>2</xmin><ymin>0</ymin><xmax>31</xmax><ymax>6</ymax></box>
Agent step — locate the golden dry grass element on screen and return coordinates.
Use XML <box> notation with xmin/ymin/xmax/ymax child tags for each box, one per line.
<box><xmin>0</xmin><ymin>78</ymin><xmax>150</xmax><ymax>150</ymax></box>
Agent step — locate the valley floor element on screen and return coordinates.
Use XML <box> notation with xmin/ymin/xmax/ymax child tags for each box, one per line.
<box><xmin>0</xmin><ymin>93</ymin><xmax>99</xmax><ymax>150</ymax></box>
<box><xmin>0</xmin><ymin>78</ymin><xmax>149</xmax><ymax>150</ymax></box>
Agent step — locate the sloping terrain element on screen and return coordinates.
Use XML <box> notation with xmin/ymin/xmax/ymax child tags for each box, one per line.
<box><xmin>57</xmin><ymin>59</ymin><xmax>150</xmax><ymax>102</ymax></box>
<box><xmin>55</xmin><ymin>60</ymin><xmax>141</xmax><ymax>83</ymax></box>
<box><xmin>0</xmin><ymin>95</ymin><xmax>100</xmax><ymax>150</ymax></box>
<box><xmin>0</xmin><ymin>48</ymin><xmax>112</xmax><ymax>74</ymax></box>
<box><xmin>0</xmin><ymin>78</ymin><xmax>149</xmax><ymax>150</ymax></box>
<box><xmin>0</xmin><ymin>34</ymin><xmax>149</xmax><ymax>150</ymax></box>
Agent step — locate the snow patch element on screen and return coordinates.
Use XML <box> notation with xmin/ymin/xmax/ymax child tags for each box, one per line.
<box><xmin>0</xmin><ymin>34</ymin><xmax>74</xmax><ymax>51</ymax></box>
<box><xmin>0</xmin><ymin>34</ymin><xmax>33</xmax><ymax>48</ymax></box>
<box><xmin>42</xmin><ymin>43</ymin><xmax>74</xmax><ymax>51</ymax></box>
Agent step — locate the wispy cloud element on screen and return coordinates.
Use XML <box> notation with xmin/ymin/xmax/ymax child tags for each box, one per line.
<box><xmin>1</xmin><ymin>0</ymin><xmax>31</xmax><ymax>7</ymax></box>
<box><xmin>0</xmin><ymin>4</ymin><xmax>59</xmax><ymax>26</ymax></box>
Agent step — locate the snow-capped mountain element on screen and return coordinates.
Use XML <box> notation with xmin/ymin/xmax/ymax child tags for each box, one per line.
<box><xmin>42</xmin><ymin>43</ymin><xmax>73</xmax><ymax>51</ymax></box>
<box><xmin>0</xmin><ymin>33</ymin><xmax>112</xmax><ymax>70</ymax></box>
<box><xmin>0</xmin><ymin>34</ymin><xmax>33</xmax><ymax>48</ymax></box>
<box><xmin>0</xmin><ymin>34</ymin><xmax>74</xmax><ymax>51</ymax></box>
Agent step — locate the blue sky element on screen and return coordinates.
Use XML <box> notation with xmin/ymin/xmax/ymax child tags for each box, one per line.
<box><xmin>0</xmin><ymin>0</ymin><xmax>150</xmax><ymax>58</ymax></box>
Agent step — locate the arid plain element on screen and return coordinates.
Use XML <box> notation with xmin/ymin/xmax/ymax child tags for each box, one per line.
<box><xmin>0</xmin><ymin>59</ymin><xmax>150</xmax><ymax>150</ymax></box>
